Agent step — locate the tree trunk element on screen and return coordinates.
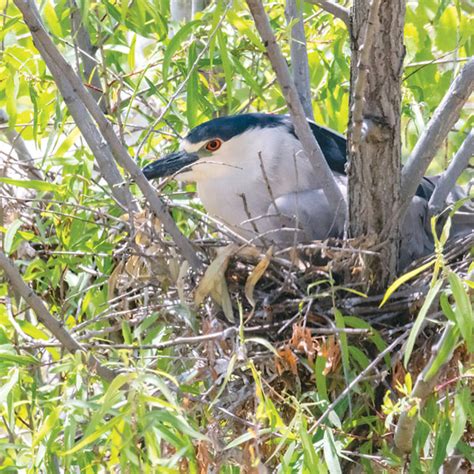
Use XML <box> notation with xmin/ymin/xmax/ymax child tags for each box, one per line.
<box><xmin>348</xmin><ymin>0</ymin><xmax>406</xmax><ymax>290</ymax></box>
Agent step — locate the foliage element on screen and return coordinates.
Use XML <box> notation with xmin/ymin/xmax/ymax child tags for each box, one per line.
<box><xmin>0</xmin><ymin>0</ymin><xmax>472</xmax><ymax>472</ymax></box>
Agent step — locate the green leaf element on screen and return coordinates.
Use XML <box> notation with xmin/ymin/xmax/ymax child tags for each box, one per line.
<box><xmin>217</xmin><ymin>31</ymin><xmax>233</xmax><ymax>112</ymax></box>
<box><xmin>3</xmin><ymin>219</ymin><xmax>22</xmax><ymax>255</ymax></box>
<box><xmin>224</xmin><ymin>428</ymin><xmax>271</xmax><ymax>450</ymax></box>
<box><xmin>61</xmin><ymin>413</ymin><xmax>125</xmax><ymax>455</ymax></box>
<box><xmin>0</xmin><ymin>368</ymin><xmax>18</xmax><ymax>405</ymax></box>
<box><xmin>430</xmin><ymin>417</ymin><xmax>451</xmax><ymax>473</ymax></box>
<box><xmin>300</xmin><ymin>418</ymin><xmax>320</xmax><ymax>470</ymax></box>
<box><xmin>246</xmin><ymin>337</ymin><xmax>279</xmax><ymax>356</ymax></box>
<box><xmin>380</xmin><ymin>260</ymin><xmax>435</xmax><ymax>307</ymax></box>
<box><xmin>323</xmin><ymin>429</ymin><xmax>342</xmax><ymax>474</ymax></box>
<box><xmin>0</xmin><ymin>177</ymin><xmax>60</xmax><ymax>192</ymax></box>
<box><xmin>334</xmin><ymin>310</ymin><xmax>349</xmax><ymax>378</ymax></box>
<box><xmin>424</xmin><ymin>323</ymin><xmax>459</xmax><ymax>381</ymax></box>
<box><xmin>404</xmin><ymin>279</ymin><xmax>443</xmax><ymax>367</ymax></box>
<box><xmin>435</xmin><ymin>6</ymin><xmax>458</xmax><ymax>51</ymax></box>
<box><xmin>447</xmin><ymin>272</ymin><xmax>473</xmax><ymax>351</ymax></box>
<box><xmin>186</xmin><ymin>42</ymin><xmax>199</xmax><ymax>128</ymax></box>
<box><xmin>447</xmin><ymin>387</ymin><xmax>469</xmax><ymax>455</ymax></box>
<box><xmin>163</xmin><ymin>20</ymin><xmax>201</xmax><ymax>83</ymax></box>
<box><xmin>315</xmin><ymin>355</ymin><xmax>328</xmax><ymax>402</ymax></box>
<box><xmin>32</xmin><ymin>407</ymin><xmax>60</xmax><ymax>447</ymax></box>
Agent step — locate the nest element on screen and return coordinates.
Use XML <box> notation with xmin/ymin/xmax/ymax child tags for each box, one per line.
<box><xmin>106</xmin><ymin>209</ymin><xmax>473</xmax><ymax>429</ymax></box>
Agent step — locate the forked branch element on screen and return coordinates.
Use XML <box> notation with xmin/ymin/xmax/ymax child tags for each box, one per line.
<box><xmin>401</xmin><ymin>58</ymin><xmax>474</xmax><ymax>214</ymax></box>
<box><xmin>306</xmin><ymin>0</ymin><xmax>350</xmax><ymax>28</ymax></box>
<box><xmin>428</xmin><ymin>130</ymin><xmax>474</xmax><ymax>214</ymax></box>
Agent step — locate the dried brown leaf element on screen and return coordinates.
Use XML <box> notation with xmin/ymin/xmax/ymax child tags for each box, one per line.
<box><xmin>194</xmin><ymin>244</ymin><xmax>238</xmax><ymax>322</ymax></box>
<box><xmin>108</xmin><ymin>261</ymin><xmax>125</xmax><ymax>300</ymax></box>
<box><xmin>276</xmin><ymin>345</ymin><xmax>298</xmax><ymax>375</ymax></box>
<box><xmin>289</xmin><ymin>324</ymin><xmax>318</xmax><ymax>365</ymax></box>
<box><xmin>318</xmin><ymin>336</ymin><xmax>341</xmax><ymax>375</ymax></box>
<box><xmin>245</xmin><ymin>246</ymin><xmax>272</xmax><ymax>308</ymax></box>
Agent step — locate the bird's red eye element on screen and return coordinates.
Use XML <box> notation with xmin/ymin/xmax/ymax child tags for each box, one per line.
<box><xmin>205</xmin><ymin>139</ymin><xmax>222</xmax><ymax>152</ymax></box>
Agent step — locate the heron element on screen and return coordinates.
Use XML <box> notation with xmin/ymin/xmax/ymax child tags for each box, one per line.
<box><xmin>143</xmin><ymin>113</ymin><xmax>472</xmax><ymax>267</ymax></box>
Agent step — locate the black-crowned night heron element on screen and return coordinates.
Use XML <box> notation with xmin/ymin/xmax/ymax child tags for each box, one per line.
<box><xmin>143</xmin><ymin>113</ymin><xmax>471</xmax><ymax>266</ymax></box>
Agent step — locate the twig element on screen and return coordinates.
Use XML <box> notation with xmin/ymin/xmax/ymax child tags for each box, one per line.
<box><xmin>285</xmin><ymin>0</ymin><xmax>314</xmax><ymax>119</ymax></box>
<box><xmin>20</xmin><ymin>326</ymin><xmax>369</xmax><ymax>350</ymax></box>
<box><xmin>401</xmin><ymin>58</ymin><xmax>474</xmax><ymax>214</ymax></box>
<box><xmin>394</xmin><ymin>323</ymin><xmax>457</xmax><ymax>453</ymax></box>
<box><xmin>306</xmin><ymin>0</ymin><xmax>350</xmax><ymax>28</ymax></box>
<box><xmin>0</xmin><ymin>251</ymin><xmax>118</xmax><ymax>383</ymax></box>
<box><xmin>349</xmin><ymin>0</ymin><xmax>382</xmax><ymax>151</ymax></box>
<box><xmin>428</xmin><ymin>130</ymin><xmax>474</xmax><ymax>214</ymax></box>
<box><xmin>309</xmin><ymin>332</ymin><xmax>407</xmax><ymax>433</ymax></box>
<box><xmin>245</xmin><ymin>0</ymin><xmax>346</xmax><ymax>217</ymax></box>
<box><xmin>14</xmin><ymin>0</ymin><xmax>203</xmax><ymax>271</ymax></box>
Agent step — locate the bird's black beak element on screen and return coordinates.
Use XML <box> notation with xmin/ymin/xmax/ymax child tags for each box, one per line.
<box><xmin>142</xmin><ymin>150</ymin><xmax>199</xmax><ymax>179</ymax></box>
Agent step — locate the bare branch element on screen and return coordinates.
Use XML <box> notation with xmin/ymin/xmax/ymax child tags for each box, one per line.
<box><xmin>69</xmin><ymin>0</ymin><xmax>106</xmax><ymax>112</ymax></box>
<box><xmin>0</xmin><ymin>110</ymin><xmax>43</xmax><ymax>181</ymax></box>
<box><xmin>306</xmin><ymin>0</ymin><xmax>350</xmax><ymax>28</ymax></box>
<box><xmin>0</xmin><ymin>251</ymin><xmax>118</xmax><ymax>383</ymax></box>
<box><xmin>14</xmin><ymin>0</ymin><xmax>203</xmax><ymax>271</ymax></box>
<box><xmin>285</xmin><ymin>0</ymin><xmax>314</xmax><ymax>119</ymax></box>
<box><xmin>394</xmin><ymin>324</ymin><xmax>456</xmax><ymax>453</ymax></box>
<box><xmin>428</xmin><ymin>130</ymin><xmax>474</xmax><ymax>214</ymax></box>
<box><xmin>245</xmin><ymin>0</ymin><xmax>346</xmax><ymax>215</ymax></box>
<box><xmin>349</xmin><ymin>0</ymin><xmax>381</xmax><ymax>151</ymax></box>
<box><xmin>401</xmin><ymin>58</ymin><xmax>474</xmax><ymax>212</ymax></box>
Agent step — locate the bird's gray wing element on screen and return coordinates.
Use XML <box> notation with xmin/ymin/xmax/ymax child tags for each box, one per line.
<box><xmin>265</xmin><ymin>190</ymin><xmax>439</xmax><ymax>270</ymax></box>
<box><xmin>264</xmin><ymin>188</ymin><xmax>345</xmax><ymax>245</ymax></box>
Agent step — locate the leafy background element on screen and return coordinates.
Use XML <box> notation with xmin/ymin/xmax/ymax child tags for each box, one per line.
<box><xmin>0</xmin><ymin>0</ymin><xmax>472</xmax><ymax>472</ymax></box>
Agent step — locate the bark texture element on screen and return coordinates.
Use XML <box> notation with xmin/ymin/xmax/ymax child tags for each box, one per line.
<box><xmin>348</xmin><ymin>0</ymin><xmax>406</xmax><ymax>289</ymax></box>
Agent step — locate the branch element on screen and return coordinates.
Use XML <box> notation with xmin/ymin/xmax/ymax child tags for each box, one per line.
<box><xmin>428</xmin><ymin>130</ymin><xmax>474</xmax><ymax>214</ymax></box>
<box><xmin>245</xmin><ymin>0</ymin><xmax>346</xmax><ymax>215</ymax></box>
<box><xmin>306</xmin><ymin>0</ymin><xmax>350</xmax><ymax>28</ymax></box>
<box><xmin>349</xmin><ymin>0</ymin><xmax>382</xmax><ymax>151</ymax></box>
<box><xmin>0</xmin><ymin>251</ymin><xmax>118</xmax><ymax>383</ymax></box>
<box><xmin>285</xmin><ymin>0</ymin><xmax>314</xmax><ymax>119</ymax></box>
<box><xmin>394</xmin><ymin>324</ymin><xmax>457</xmax><ymax>453</ymax></box>
<box><xmin>69</xmin><ymin>0</ymin><xmax>107</xmax><ymax>112</ymax></box>
<box><xmin>0</xmin><ymin>110</ymin><xmax>43</xmax><ymax>181</ymax></box>
<box><xmin>14</xmin><ymin>0</ymin><xmax>203</xmax><ymax>271</ymax></box>
<box><xmin>401</xmin><ymin>58</ymin><xmax>474</xmax><ymax>212</ymax></box>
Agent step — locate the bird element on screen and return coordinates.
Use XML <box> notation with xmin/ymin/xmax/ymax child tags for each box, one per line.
<box><xmin>143</xmin><ymin>113</ymin><xmax>472</xmax><ymax>266</ymax></box>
